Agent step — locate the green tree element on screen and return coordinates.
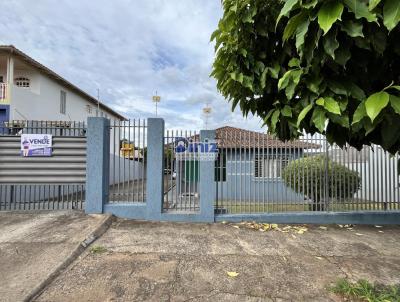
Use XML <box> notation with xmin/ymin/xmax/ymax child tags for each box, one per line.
<box><xmin>211</xmin><ymin>0</ymin><xmax>400</xmax><ymax>153</ymax></box>
<box><xmin>281</xmin><ymin>155</ymin><xmax>361</xmax><ymax>211</ymax></box>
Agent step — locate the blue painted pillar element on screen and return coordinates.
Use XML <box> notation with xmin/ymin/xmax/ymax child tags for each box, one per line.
<box><xmin>200</xmin><ymin>130</ymin><xmax>216</xmax><ymax>222</ymax></box>
<box><xmin>85</xmin><ymin>117</ymin><xmax>110</xmax><ymax>214</ymax></box>
<box><xmin>146</xmin><ymin>118</ymin><xmax>164</xmax><ymax>220</ymax></box>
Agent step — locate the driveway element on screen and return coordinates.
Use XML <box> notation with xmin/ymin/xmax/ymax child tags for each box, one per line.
<box><xmin>35</xmin><ymin>220</ymin><xmax>400</xmax><ymax>301</ymax></box>
<box><xmin>0</xmin><ymin>211</ymin><xmax>111</xmax><ymax>302</ymax></box>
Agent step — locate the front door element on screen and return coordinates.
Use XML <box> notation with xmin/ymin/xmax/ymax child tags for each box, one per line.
<box><xmin>0</xmin><ymin>105</ymin><xmax>10</xmax><ymax>134</ymax></box>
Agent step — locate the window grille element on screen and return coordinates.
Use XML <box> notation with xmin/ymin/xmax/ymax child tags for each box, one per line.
<box><xmin>15</xmin><ymin>77</ymin><xmax>30</xmax><ymax>88</ymax></box>
<box><xmin>255</xmin><ymin>155</ymin><xmax>290</xmax><ymax>178</ymax></box>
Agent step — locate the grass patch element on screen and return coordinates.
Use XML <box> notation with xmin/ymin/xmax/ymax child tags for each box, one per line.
<box><xmin>330</xmin><ymin>279</ymin><xmax>400</xmax><ymax>302</ymax></box>
<box><xmin>89</xmin><ymin>245</ymin><xmax>107</xmax><ymax>254</ymax></box>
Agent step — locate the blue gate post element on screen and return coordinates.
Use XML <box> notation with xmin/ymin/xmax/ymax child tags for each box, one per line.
<box><xmin>146</xmin><ymin>118</ymin><xmax>165</xmax><ymax>220</ymax></box>
<box><xmin>199</xmin><ymin>130</ymin><xmax>216</xmax><ymax>222</ymax></box>
<box><xmin>85</xmin><ymin>117</ymin><xmax>110</xmax><ymax>214</ymax></box>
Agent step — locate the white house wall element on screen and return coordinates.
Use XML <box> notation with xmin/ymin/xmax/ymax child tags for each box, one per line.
<box><xmin>10</xmin><ymin>72</ymin><xmax>119</xmax><ymax>122</ymax></box>
<box><xmin>14</xmin><ymin>68</ymin><xmax>40</xmax><ymax>94</ymax></box>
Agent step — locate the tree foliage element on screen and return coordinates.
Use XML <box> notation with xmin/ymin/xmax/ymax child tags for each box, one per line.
<box><xmin>211</xmin><ymin>0</ymin><xmax>400</xmax><ymax>153</ymax></box>
<box><xmin>281</xmin><ymin>155</ymin><xmax>361</xmax><ymax>210</ymax></box>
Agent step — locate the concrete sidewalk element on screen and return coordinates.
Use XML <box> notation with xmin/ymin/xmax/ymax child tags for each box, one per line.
<box><xmin>0</xmin><ymin>211</ymin><xmax>111</xmax><ymax>302</ymax></box>
<box><xmin>36</xmin><ymin>220</ymin><xmax>400</xmax><ymax>302</ymax></box>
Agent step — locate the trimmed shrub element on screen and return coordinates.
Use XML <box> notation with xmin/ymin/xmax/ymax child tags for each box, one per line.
<box><xmin>282</xmin><ymin>155</ymin><xmax>361</xmax><ymax>211</ymax></box>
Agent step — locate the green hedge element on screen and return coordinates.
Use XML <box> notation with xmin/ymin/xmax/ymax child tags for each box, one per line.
<box><xmin>282</xmin><ymin>155</ymin><xmax>361</xmax><ymax>210</ymax></box>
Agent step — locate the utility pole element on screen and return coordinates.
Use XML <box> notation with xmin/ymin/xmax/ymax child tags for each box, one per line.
<box><xmin>97</xmin><ymin>88</ymin><xmax>100</xmax><ymax>116</ymax></box>
<box><xmin>152</xmin><ymin>91</ymin><xmax>161</xmax><ymax>116</ymax></box>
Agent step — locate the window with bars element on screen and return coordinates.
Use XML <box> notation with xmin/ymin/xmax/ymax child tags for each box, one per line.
<box><xmin>60</xmin><ymin>90</ymin><xmax>66</xmax><ymax>114</ymax></box>
<box><xmin>215</xmin><ymin>152</ymin><xmax>226</xmax><ymax>182</ymax></box>
<box><xmin>254</xmin><ymin>154</ymin><xmax>290</xmax><ymax>178</ymax></box>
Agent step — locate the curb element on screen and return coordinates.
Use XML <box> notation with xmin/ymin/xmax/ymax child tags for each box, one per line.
<box><xmin>24</xmin><ymin>213</ymin><xmax>115</xmax><ymax>302</ymax></box>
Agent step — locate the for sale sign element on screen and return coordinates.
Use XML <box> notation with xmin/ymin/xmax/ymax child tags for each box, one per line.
<box><xmin>21</xmin><ymin>134</ymin><xmax>52</xmax><ymax>157</ymax></box>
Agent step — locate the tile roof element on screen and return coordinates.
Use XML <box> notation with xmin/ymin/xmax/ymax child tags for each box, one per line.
<box><xmin>214</xmin><ymin>126</ymin><xmax>320</xmax><ymax>149</ymax></box>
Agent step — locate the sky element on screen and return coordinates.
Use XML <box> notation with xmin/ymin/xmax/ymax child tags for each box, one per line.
<box><xmin>0</xmin><ymin>0</ymin><xmax>263</xmax><ymax>130</ymax></box>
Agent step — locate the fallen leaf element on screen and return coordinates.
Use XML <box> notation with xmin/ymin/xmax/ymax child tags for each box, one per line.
<box><xmin>227</xmin><ymin>271</ymin><xmax>239</xmax><ymax>277</ymax></box>
<box><xmin>293</xmin><ymin>226</ymin><xmax>308</xmax><ymax>234</ymax></box>
<box><xmin>263</xmin><ymin>225</ymin><xmax>270</xmax><ymax>231</ymax></box>
<box><xmin>315</xmin><ymin>256</ymin><xmax>323</xmax><ymax>260</ymax></box>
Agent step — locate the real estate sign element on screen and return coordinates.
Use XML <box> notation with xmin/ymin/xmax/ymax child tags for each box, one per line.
<box><xmin>174</xmin><ymin>137</ymin><xmax>218</xmax><ymax>161</ymax></box>
<box><xmin>21</xmin><ymin>134</ymin><xmax>52</xmax><ymax>157</ymax></box>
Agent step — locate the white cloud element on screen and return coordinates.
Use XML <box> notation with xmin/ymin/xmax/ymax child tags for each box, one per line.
<box><xmin>0</xmin><ymin>0</ymin><xmax>264</xmax><ymax>131</ymax></box>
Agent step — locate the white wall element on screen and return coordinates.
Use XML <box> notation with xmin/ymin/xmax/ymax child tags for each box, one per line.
<box><xmin>332</xmin><ymin>146</ymin><xmax>400</xmax><ymax>204</ymax></box>
<box><xmin>348</xmin><ymin>147</ymin><xmax>399</xmax><ymax>204</ymax></box>
<box><xmin>9</xmin><ymin>64</ymin><xmax>121</xmax><ymax>123</ymax></box>
<box><xmin>14</xmin><ymin>68</ymin><xmax>40</xmax><ymax>94</ymax></box>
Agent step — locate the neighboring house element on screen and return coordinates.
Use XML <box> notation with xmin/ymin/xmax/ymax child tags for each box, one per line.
<box><xmin>0</xmin><ymin>45</ymin><xmax>125</xmax><ymax>129</ymax></box>
<box><xmin>0</xmin><ymin>45</ymin><xmax>143</xmax><ymax>191</ymax></box>
<box><xmin>173</xmin><ymin>126</ymin><xmax>320</xmax><ymax>203</ymax></box>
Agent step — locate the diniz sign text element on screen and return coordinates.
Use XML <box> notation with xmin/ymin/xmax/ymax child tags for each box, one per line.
<box><xmin>21</xmin><ymin>134</ymin><xmax>53</xmax><ymax>157</ymax></box>
<box><xmin>175</xmin><ymin>137</ymin><xmax>218</xmax><ymax>161</ymax></box>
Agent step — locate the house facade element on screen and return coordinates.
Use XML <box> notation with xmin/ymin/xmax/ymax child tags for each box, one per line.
<box><xmin>0</xmin><ymin>45</ymin><xmax>136</xmax><ymax>193</ymax></box>
<box><xmin>0</xmin><ymin>45</ymin><xmax>125</xmax><ymax>127</ymax></box>
<box><xmin>171</xmin><ymin>126</ymin><xmax>320</xmax><ymax>206</ymax></box>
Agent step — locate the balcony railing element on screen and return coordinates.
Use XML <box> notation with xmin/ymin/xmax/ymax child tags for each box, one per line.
<box><xmin>0</xmin><ymin>83</ymin><xmax>7</xmax><ymax>100</ymax></box>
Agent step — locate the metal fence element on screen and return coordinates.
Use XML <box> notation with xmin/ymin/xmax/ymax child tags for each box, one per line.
<box><xmin>0</xmin><ymin>120</ymin><xmax>86</xmax><ymax>136</ymax></box>
<box><xmin>0</xmin><ymin>120</ymin><xmax>86</xmax><ymax>211</ymax></box>
<box><xmin>108</xmin><ymin>119</ymin><xmax>147</xmax><ymax>203</ymax></box>
<box><xmin>215</xmin><ymin>129</ymin><xmax>400</xmax><ymax>214</ymax></box>
<box><xmin>0</xmin><ymin>184</ymin><xmax>85</xmax><ymax>211</ymax></box>
<box><xmin>164</xmin><ymin>130</ymin><xmax>200</xmax><ymax>212</ymax></box>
